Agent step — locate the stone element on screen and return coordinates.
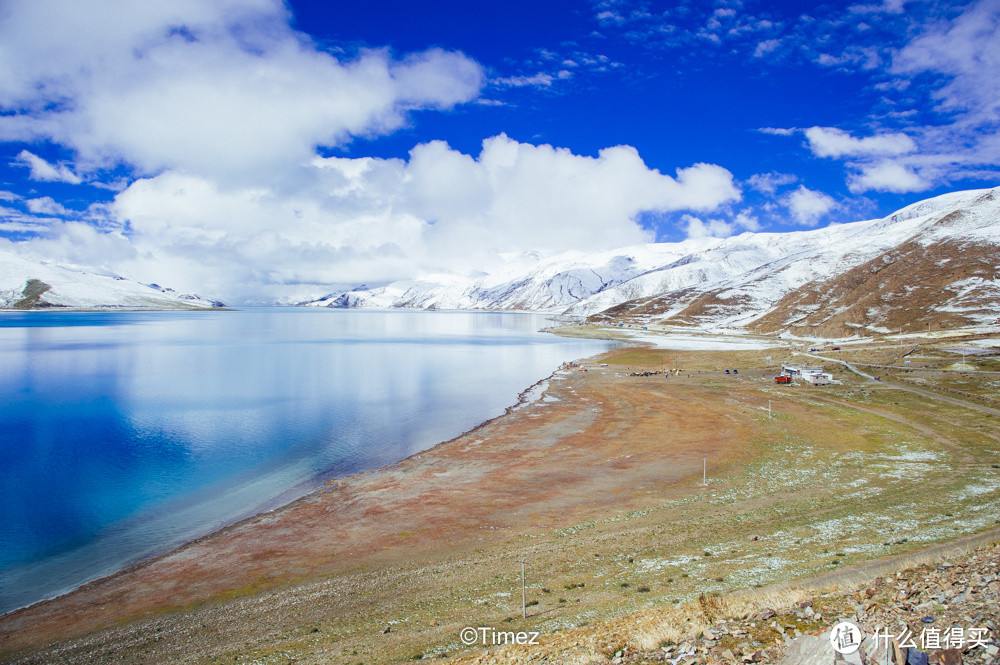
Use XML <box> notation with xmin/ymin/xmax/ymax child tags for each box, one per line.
<box><xmin>928</xmin><ymin>648</ymin><xmax>963</xmax><ymax>665</ymax></box>
<box><xmin>773</xmin><ymin>632</ymin><xmax>833</xmax><ymax>665</ymax></box>
<box><xmin>907</xmin><ymin>649</ymin><xmax>929</xmax><ymax>665</ymax></box>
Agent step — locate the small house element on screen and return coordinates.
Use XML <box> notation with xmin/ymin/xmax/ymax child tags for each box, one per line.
<box><xmin>803</xmin><ymin>371</ymin><xmax>833</xmax><ymax>386</ymax></box>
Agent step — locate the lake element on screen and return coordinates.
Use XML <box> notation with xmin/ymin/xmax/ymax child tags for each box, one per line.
<box><xmin>0</xmin><ymin>308</ymin><xmax>613</xmax><ymax>614</ymax></box>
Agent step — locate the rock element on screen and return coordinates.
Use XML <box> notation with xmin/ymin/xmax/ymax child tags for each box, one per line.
<box><xmin>907</xmin><ymin>648</ymin><xmax>929</xmax><ymax>665</ymax></box>
<box><xmin>382</xmin><ymin>624</ymin><xmax>391</xmax><ymax>634</ymax></box>
<box><xmin>928</xmin><ymin>648</ymin><xmax>963</xmax><ymax>665</ymax></box>
<box><xmin>758</xmin><ymin>608</ymin><xmax>777</xmax><ymax>620</ymax></box>
<box><xmin>772</xmin><ymin>634</ymin><xmax>831</xmax><ymax>665</ymax></box>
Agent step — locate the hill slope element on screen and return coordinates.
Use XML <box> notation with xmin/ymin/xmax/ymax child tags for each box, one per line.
<box><xmin>301</xmin><ymin>186</ymin><xmax>1000</xmax><ymax>335</ymax></box>
<box><xmin>0</xmin><ymin>249</ymin><xmax>225</xmax><ymax>310</ymax></box>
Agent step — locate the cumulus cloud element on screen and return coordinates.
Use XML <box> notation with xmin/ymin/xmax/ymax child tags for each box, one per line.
<box><xmin>804</xmin><ymin>127</ymin><xmax>917</xmax><ymax>158</ymax></box>
<box><xmin>683</xmin><ymin>215</ymin><xmax>733</xmax><ymax>239</ymax></box>
<box><xmin>38</xmin><ymin>134</ymin><xmax>739</xmax><ymax>302</ymax></box>
<box><xmin>0</xmin><ymin>0</ymin><xmax>484</xmax><ymax>181</ymax></box>
<box><xmin>747</xmin><ymin>172</ymin><xmax>797</xmax><ymax>194</ymax></box>
<box><xmin>25</xmin><ymin>196</ymin><xmax>75</xmax><ymax>216</ymax></box>
<box><xmin>785</xmin><ymin>185</ymin><xmax>836</xmax><ymax>226</ymax></box>
<box><xmin>753</xmin><ymin>39</ymin><xmax>781</xmax><ymax>58</ymax></box>
<box><xmin>848</xmin><ymin>161</ymin><xmax>931</xmax><ymax>193</ymax></box>
<box><xmin>14</xmin><ymin>150</ymin><xmax>82</xmax><ymax>184</ymax></box>
<box><xmin>682</xmin><ymin>209</ymin><xmax>760</xmax><ymax>239</ymax></box>
<box><xmin>0</xmin><ymin>0</ymin><xmax>749</xmax><ymax>303</ymax></box>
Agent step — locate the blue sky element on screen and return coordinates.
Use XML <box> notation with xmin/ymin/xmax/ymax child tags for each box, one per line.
<box><xmin>1</xmin><ymin>0</ymin><xmax>998</xmax><ymax>302</ymax></box>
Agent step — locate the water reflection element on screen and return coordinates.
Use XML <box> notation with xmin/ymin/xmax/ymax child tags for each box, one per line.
<box><xmin>0</xmin><ymin>308</ymin><xmax>612</xmax><ymax>613</ymax></box>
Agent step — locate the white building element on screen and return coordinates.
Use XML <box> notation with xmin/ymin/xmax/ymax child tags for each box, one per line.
<box><xmin>803</xmin><ymin>371</ymin><xmax>833</xmax><ymax>385</ymax></box>
<box><xmin>781</xmin><ymin>363</ymin><xmax>824</xmax><ymax>377</ymax></box>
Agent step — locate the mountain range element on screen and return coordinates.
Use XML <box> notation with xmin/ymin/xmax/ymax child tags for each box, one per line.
<box><xmin>3</xmin><ymin>187</ymin><xmax>997</xmax><ymax>330</ymax></box>
<box><xmin>302</xmin><ymin>186</ymin><xmax>1000</xmax><ymax>336</ymax></box>
<box><xmin>0</xmin><ymin>247</ymin><xmax>225</xmax><ymax>310</ymax></box>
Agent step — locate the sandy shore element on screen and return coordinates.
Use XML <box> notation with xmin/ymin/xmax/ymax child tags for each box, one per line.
<box><xmin>2</xmin><ymin>341</ymin><xmax>998</xmax><ymax>664</ymax></box>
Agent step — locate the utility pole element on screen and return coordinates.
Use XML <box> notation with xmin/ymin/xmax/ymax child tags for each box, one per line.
<box><xmin>703</xmin><ymin>457</ymin><xmax>707</xmax><ymax>485</ymax></box>
<box><xmin>768</xmin><ymin>400</ymin><xmax>772</xmax><ymax>418</ymax></box>
<box><xmin>521</xmin><ymin>559</ymin><xmax>526</xmax><ymax>618</ymax></box>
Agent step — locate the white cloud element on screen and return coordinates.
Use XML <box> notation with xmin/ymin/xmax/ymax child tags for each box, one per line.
<box><xmin>0</xmin><ymin>0</ymin><xmax>753</xmax><ymax>304</ymax></box>
<box><xmin>492</xmin><ymin>73</ymin><xmax>555</xmax><ymax>88</ymax></box>
<box><xmin>849</xmin><ymin>0</ymin><xmax>908</xmax><ymax>14</ymax></box>
<box><xmin>0</xmin><ymin>191</ymin><xmax>20</xmax><ymax>201</ymax></box>
<box><xmin>848</xmin><ymin>161</ymin><xmax>931</xmax><ymax>193</ymax></box>
<box><xmin>683</xmin><ymin>215</ymin><xmax>733</xmax><ymax>239</ymax></box>
<box><xmin>785</xmin><ymin>185</ymin><xmax>836</xmax><ymax>226</ymax></box>
<box><xmin>893</xmin><ymin>0</ymin><xmax>1000</xmax><ymax>116</ymax></box>
<box><xmin>682</xmin><ymin>209</ymin><xmax>760</xmax><ymax>239</ymax></box>
<box><xmin>747</xmin><ymin>172</ymin><xmax>797</xmax><ymax>194</ymax></box>
<box><xmin>0</xmin><ymin>0</ymin><xmax>484</xmax><ymax>182</ymax></box>
<box><xmin>753</xmin><ymin>39</ymin><xmax>781</xmax><ymax>58</ymax></box>
<box><xmin>804</xmin><ymin>127</ymin><xmax>916</xmax><ymax>158</ymax></box>
<box><xmin>814</xmin><ymin>46</ymin><xmax>882</xmax><ymax>71</ymax></box>
<box><xmin>25</xmin><ymin>196</ymin><xmax>74</xmax><ymax>216</ymax></box>
<box><xmin>14</xmin><ymin>150</ymin><xmax>82</xmax><ymax>184</ymax></box>
<box><xmin>733</xmin><ymin>211</ymin><xmax>762</xmax><ymax>232</ymax></box>
<box><xmin>758</xmin><ymin>127</ymin><xmax>796</xmax><ymax>136</ymax></box>
<box><xmin>34</xmin><ymin>134</ymin><xmax>738</xmax><ymax>302</ymax></box>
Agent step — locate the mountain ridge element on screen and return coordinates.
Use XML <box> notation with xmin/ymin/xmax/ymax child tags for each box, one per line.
<box><xmin>301</xmin><ymin>186</ymin><xmax>1000</xmax><ymax>335</ymax></box>
<box><xmin>0</xmin><ymin>248</ymin><xmax>225</xmax><ymax>310</ymax></box>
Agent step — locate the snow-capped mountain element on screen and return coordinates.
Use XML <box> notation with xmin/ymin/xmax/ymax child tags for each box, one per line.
<box><xmin>302</xmin><ymin>186</ymin><xmax>1000</xmax><ymax>334</ymax></box>
<box><xmin>0</xmin><ymin>249</ymin><xmax>225</xmax><ymax>310</ymax></box>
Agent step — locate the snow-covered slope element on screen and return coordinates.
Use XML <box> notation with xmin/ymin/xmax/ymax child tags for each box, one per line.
<box><xmin>0</xmin><ymin>249</ymin><xmax>225</xmax><ymax>310</ymax></box>
<box><xmin>301</xmin><ymin>186</ymin><xmax>1000</xmax><ymax>332</ymax></box>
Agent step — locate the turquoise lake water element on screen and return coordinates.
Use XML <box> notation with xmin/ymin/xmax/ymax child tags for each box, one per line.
<box><xmin>0</xmin><ymin>308</ymin><xmax>613</xmax><ymax>614</ymax></box>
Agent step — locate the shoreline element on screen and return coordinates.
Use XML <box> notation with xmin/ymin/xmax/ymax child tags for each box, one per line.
<box><xmin>0</xmin><ymin>339</ymin><xmax>613</xmax><ymax>621</ymax></box>
<box><xmin>3</xmin><ymin>334</ymin><xmax>999</xmax><ymax>663</ymax></box>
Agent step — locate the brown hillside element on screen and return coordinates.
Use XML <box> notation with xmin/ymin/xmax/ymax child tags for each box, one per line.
<box><xmin>750</xmin><ymin>238</ymin><xmax>999</xmax><ymax>337</ymax></box>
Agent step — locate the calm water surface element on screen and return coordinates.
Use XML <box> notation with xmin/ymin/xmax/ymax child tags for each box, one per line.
<box><xmin>0</xmin><ymin>308</ymin><xmax>613</xmax><ymax>614</ymax></box>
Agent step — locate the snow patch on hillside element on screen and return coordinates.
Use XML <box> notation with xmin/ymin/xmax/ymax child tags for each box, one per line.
<box><xmin>297</xmin><ymin>186</ymin><xmax>1000</xmax><ymax>329</ymax></box>
<box><xmin>0</xmin><ymin>248</ymin><xmax>224</xmax><ymax>310</ymax></box>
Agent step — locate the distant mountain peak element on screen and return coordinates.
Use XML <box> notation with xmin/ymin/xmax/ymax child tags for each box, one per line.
<box><xmin>299</xmin><ymin>186</ymin><xmax>1000</xmax><ymax>335</ymax></box>
<box><xmin>1</xmin><ymin>249</ymin><xmax>225</xmax><ymax>310</ymax></box>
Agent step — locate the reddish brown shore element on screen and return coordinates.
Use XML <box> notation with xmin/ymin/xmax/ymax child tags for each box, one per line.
<box><xmin>3</xmin><ymin>342</ymin><xmax>997</xmax><ymax>664</ymax></box>
<box><xmin>0</xmin><ymin>347</ymin><xmax>734</xmax><ymax>657</ymax></box>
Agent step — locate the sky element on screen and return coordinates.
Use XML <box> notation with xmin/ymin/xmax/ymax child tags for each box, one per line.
<box><xmin>1</xmin><ymin>0</ymin><xmax>998</xmax><ymax>303</ymax></box>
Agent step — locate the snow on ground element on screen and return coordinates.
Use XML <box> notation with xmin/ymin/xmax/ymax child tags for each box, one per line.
<box><xmin>613</xmin><ymin>330</ymin><xmax>781</xmax><ymax>350</ymax></box>
<box><xmin>298</xmin><ymin>186</ymin><xmax>1000</xmax><ymax>336</ymax></box>
<box><xmin>0</xmin><ymin>247</ymin><xmax>222</xmax><ymax>309</ymax></box>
